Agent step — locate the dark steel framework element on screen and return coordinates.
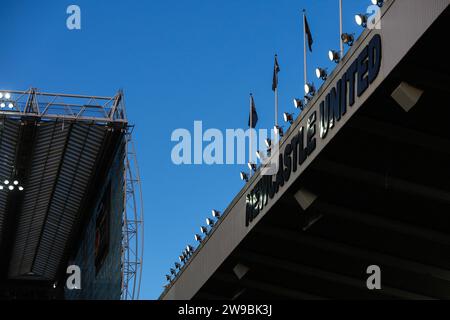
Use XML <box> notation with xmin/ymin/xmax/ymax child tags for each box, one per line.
<box><xmin>0</xmin><ymin>88</ymin><xmax>143</xmax><ymax>300</ymax></box>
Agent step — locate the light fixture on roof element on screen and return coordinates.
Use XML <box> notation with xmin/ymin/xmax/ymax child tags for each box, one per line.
<box><xmin>304</xmin><ymin>83</ymin><xmax>316</xmax><ymax>96</ymax></box>
<box><xmin>293</xmin><ymin>98</ymin><xmax>304</xmax><ymax>110</ymax></box>
<box><xmin>194</xmin><ymin>234</ymin><xmax>203</xmax><ymax>242</ymax></box>
<box><xmin>212</xmin><ymin>210</ymin><xmax>221</xmax><ymax>219</ymax></box>
<box><xmin>247</xmin><ymin>162</ymin><xmax>257</xmax><ymax>172</ymax></box>
<box><xmin>165</xmin><ymin>275</ymin><xmax>171</xmax><ymax>282</ymax></box>
<box><xmin>371</xmin><ymin>0</ymin><xmax>384</xmax><ymax>7</ymax></box>
<box><xmin>240</xmin><ymin>172</ymin><xmax>249</xmax><ymax>182</ymax></box>
<box><xmin>186</xmin><ymin>245</ymin><xmax>194</xmax><ymax>253</ymax></box>
<box><xmin>8</xmin><ymin>186</ymin><xmax>14</xmax><ymax>191</ymax></box>
<box><xmin>274</xmin><ymin>125</ymin><xmax>284</xmax><ymax>137</ymax></box>
<box><xmin>355</xmin><ymin>14</ymin><xmax>368</xmax><ymax>27</ymax></box>
<box><xmin>8</xmin><ymin>103</ymin><xmax>14</xmax><ymax>109</ymax></box>
<box><xmin>13</xmin><ymin>180</ymin><xmax>18</xmax><ymax>186</ymax></box>
<box><xmin>4</xmin><ymin>93</ymin><xmax>11</xmax><ymax>100</ymax></box>
<box><xmin>0</xmin><ymin>103</ymin><xmax>5</xmax><ymax>109</ymax></box>
<box><xmin>179</xmin><ymin>255</ymin><xmax>185</xmax><ymax>263</ymax></box>
<box><xmin>4</xmin><ymin>180</ymin><xmax>9</xmax><ymax>185</ymax></box>
<box><xmin>18</xmin><ymin>186</ymin><xmax>24</xmax><ymax>191</ymax></box>
<box><xmin>341</xmin><ymin>33</ymin><xmax>355</xmax><ymax>46</ymax></box>
<box><xmin>175</xmin><ymin>262</ymin><xmax>181</xmax><ymax>270</ymax></box>
<box><xmin>200</xmin><ymin>226</ymin><xmax>209</xmax><ymax>235</ymax></box>
<box><xmin>265</xmin><ymin>138</ymin><xmax>272</xmax><ymax>149</ymax></box>
<box><xmin>255</xmin><ymin>150</ymin><xmax>265</xmax><ymax>161</ymax></box>
<box><xmin>0</xmin><ymin>186</ymin><xmax>3</xmax><ymax>190</ymax></box>
<box><xmin>328</xmin><ymin>50</ymin><xmax>340</xmax><ymax>63</ymax></box>
<box><xmin>0</xmin><ymin>93</ymin><xmax>3</xmax><ymax>99</ymax></box>
<box><xmin>315</xmin><ymin>67</ymin><xmax>328</xmax><ymax>81</ymax></box>
<box><xmin>206</xmin><ymin>218</ymin><xmax>215</xmax><ymax>227</ymax></box>
<box><xmin>170</xmin><ymin>268</ymin><xmax>176</xmax><ymax>276</ymax></box>
<box><xmin>283</xmin><ymin>112</ymin><xmax>294</xmax><ymax>124</ymax></box>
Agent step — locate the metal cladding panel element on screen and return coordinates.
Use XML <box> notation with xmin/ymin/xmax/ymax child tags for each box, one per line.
<box><xmin>32</xmin><ymin>125</ymin><xmax>107</xmax><ymax>280</ymax></box>
<box><xmin>0</xmin><ymin>120</ymin><xmax>20</xmax><ymax>246</ymax></box>
<box><xmin>8</xmin><ymin>122</ymin><xmax>108</xmax><ymax>280</ymax></box>
<box><xmin>8</xmin><ymin>122</ymin><xmax>70</xmax><ymax>278</ymax></box>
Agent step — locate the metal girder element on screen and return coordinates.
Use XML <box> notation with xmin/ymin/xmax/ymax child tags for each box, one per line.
<box><xmin>255</xmin><ymin>227</ymin><xmax>450</xmax><ymax>284</ymax></box>
<box><xmin>214</xmin><ymin>273</ymin><xmax>324</xmax><ymax>300</ymax></box>
<box><xmin>121</xmin><ymin>133</ymin><xmax>144</xmax><ymax>300</ymax></box>
<box><xmin>349</xmin><ymin>115</ymin><xmax>450</xmax><ymax>156</ymax></box>
<box><xmin>234</xmin><ymin>250</ymin><xmax>433</xmax><ymax>300</ymax></box>
<box><xmin>311</xmin><ymin>159</ymin><xmax>450</xmax><ymax>204</ymax></box>
<box><xmin>0</xmin><ymin>89</ymin><xmax>127</xmax><ymax>124</ymax></box>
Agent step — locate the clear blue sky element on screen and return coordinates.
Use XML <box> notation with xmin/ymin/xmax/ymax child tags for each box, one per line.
<box><xmin>1</xmin><ymin>0</ymin><xmax>372</xmax><ymax>299</ymax></box>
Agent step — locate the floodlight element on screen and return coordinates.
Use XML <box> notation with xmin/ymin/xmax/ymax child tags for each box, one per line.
<box><xmin>8</xmin><ymin>103</ymin><xmax>14</xmax><ymax>109</ymax></box>
<box><xmin>13</xmin><ymin>180</ymin><xmax>18</xmax><ymax>185</ymax></box>
<box><xmin>247</xmin><ymin>162</ymin><xmax>257</xmax><ymax>172</ymax></box>
<box><xmin>179</xmin><ymin>255</ymin><xmax>185</xmax><ymax>263</ymax></box>
<box><xmin>8</xmin><ymin>186</ymin><xmax>14</xmax><ymax>191</ymax></box>
<box><xmin>200</xmin><ymin>226</ymin><xmax>208</xmax><ymax>235</ymax></box>
<box><xmin>19</xmin><ymin>186</ymin><xmax>24</xmax><ymax>191</ymax></box>
<box><xmin>341</xmin><ymin>33</ymin><xmax>354</xmax><ymax>46</ymax></box>
<box><xmin>240</xmin><ymin>172</ymin><xmax>248</xmax><ymax>182</ymax></box>
<box><xmin>0</xmin><ymin>93</ymin><xmax>3</xmax><ymax>99</ymax></box>
<box><xmin>293</xmin><ymin>98</ymin><xmax>304</xmax><ymax>110</ymax></box>
<box><xmin>170</xmin><ymin>268</ymin><xmax>176</xmax><ymax>275</ymax></box>
<box><xmin>283</xmin><ymin>112</ymin><xmax>294</xmax><ymax>124</ymax></box>
<box><xmin>328</xmin><ymin>50</ymin><xmax>340</xmax><ymax>63</ymax></box>
<box><xmin>4</xmin><ymin>93</ymin><xmax>10</xmax><ymax>99</ymax></box>
<box><xmin>0</xmin><ymin>103</ymin><xmax>5</xmax><ymax>108</ymax></box>
<box><xmin>0</xmin><ymin>186</ymin><xmax>3</xmax><ymax>190</ymax></box>
<box><xmin>206</xmin><ymin>218</ymin><xmax>215</xmax><ymax>227</ymax></box>
<box><xmin>265</xmin><ymin>138</ymin><xmax>272</xmax><ymax>148</ymax></box>
<box><xmin>256</xmin><ymin>150</ymin><xmax>265</xmax><ymax>160</ymax></box>
<box><xmin>371</xmin><ymin>0</ymin><xmax>384</xmax><ymax>7</ymax></box>
<box><xmin>355</xmin><ymin>14</ymin><xmax>368</xmax><ymax>27</ymax></box>
<box><xmin>315</xmin><ymin>67</ymin><xmax>328</xmax><ymax>80</ymax></box>
<box><xmin>274</xmin><ymin>125</ymin><xmax>284</xmax><ymax>137</ymax></box>
<box><xmin>212</xmin><ymin>210</ymin><xmax>221</xmax><ymax>218</ymax></box>
<box><xmin>4</xmin><ymin>180</ymin><xmax>9</xmax><ymax>185</ymax></box>
<box><xmin>175</xmin><ymin>262</ymin><xmax>181</xmax><ymax>269</ymax></box>
<box><xmin>186</xmin><ymin>245</ymin><xmax>194</xmax><ymax>253</ymax></box>
<box><xmin>304</xmin><ymin>83</ymin><xmax>316</xmax><ymax>96</ymax></box>
<box><xmin>165</xmin><ymin>275</ymin><xmax>171</xmax><ymax>282</ymax></box>
<box><xmin>195</xmin><ymin>234</ymin><xmax>203</xmax><ymax>242</ymax></box>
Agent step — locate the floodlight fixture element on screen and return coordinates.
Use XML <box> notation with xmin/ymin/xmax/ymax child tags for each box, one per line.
<box><xmin>355</xmin><ymin>14</ymin><xmax>368</xmax><ymax>27</ymax></box>
<box><xmin>328</xmin><ymin>50</ymin><xmax>340</xmax><ymax>63</ymax></box>
<box><xmin>341</xmin><ymin>33</ymin><xmax>355</xmax><ymax>46</ymax></box>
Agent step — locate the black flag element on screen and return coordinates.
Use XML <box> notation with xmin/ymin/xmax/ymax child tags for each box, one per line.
<box><xmin>304</xmin><ymin>15</ymin><xmax>313</xmax><ymax>52</ymax></box>
<box><xmin>272</xmin><ymin>55</ymin><xmax>280</xmax><ymax>92</ymax></box>
<box><xmin>248</xmin><ymin>94</ymin><xmax>258</xmax><ymax>128</ymax></box>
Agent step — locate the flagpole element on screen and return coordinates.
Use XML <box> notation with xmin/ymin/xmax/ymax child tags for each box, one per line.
<box><xmin>303</xmin><ymin>10</ymin><xmax>307</xmax><ymax>103</ymax></box>
<box><xmin>339</xmin><ymin>0</ymin><xmax>344</xmax><ymax>58</ymax></box>
<box><xmin>274</xmin><ymin>56</ymin><xmax>278</xmax><ymax>128</ymax></box>
<box><xmin>249</xmin><ymin>93</ymin><xmax>253</xmax><ymax>176</ymax></box>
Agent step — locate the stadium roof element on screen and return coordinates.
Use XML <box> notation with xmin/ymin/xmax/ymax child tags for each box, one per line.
<box><xmin>0</xmin><ymin>89</ymin><xmax>128</xmax><ymax>289</ymax></box>
<box><xmin>161</xmin><ymin>0</ymin><xmax>450</xmax><ymax>300</ymax></box>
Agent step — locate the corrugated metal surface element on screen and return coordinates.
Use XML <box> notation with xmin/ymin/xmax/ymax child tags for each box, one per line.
<box><xmin>7</xmin><ymin>122</ymin><xmax>108</xmax><ymax>280</ymax></box>
<box><xmin>0</xmin><ymin>120</ymin><xmax>20</xmax><ymax>242</ymax></box>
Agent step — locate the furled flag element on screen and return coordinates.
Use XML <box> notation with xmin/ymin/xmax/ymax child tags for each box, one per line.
<box><xmin>304</xmin><ymin>14</ymin><xmax>314</xmax><ymax>52</ymax></box>
<box><xmin>248</xmin><ymin>94</ymin><xmax>258</xmax><ymax>128</ymax></box>
<box><xmin>272</xmin><ymin>55</ymin><xmax>280</xmax><ymax>92</ymax></box>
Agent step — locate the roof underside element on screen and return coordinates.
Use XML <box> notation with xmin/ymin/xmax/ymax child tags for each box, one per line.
<box><xmin>0</xmin><ymin>97</ymin><xmax>127</xmax><ymax>289</ymax></box>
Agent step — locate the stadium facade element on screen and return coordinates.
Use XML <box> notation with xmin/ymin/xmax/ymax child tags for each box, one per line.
<box><xmin>0</xmin><ymin>90</ymin><xmax>143</xmax><ymax>300</ymax></box>
<box><xmin>161</xmin><ymin>0</ymin><xmax>450</xmax><ymax>300</ymax></box>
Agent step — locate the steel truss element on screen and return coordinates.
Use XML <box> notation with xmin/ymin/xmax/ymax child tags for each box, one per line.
<box><xmin>121</xmin><ymin>132</ymin><xmax>144</xmax><ymax>300</ymax></box>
